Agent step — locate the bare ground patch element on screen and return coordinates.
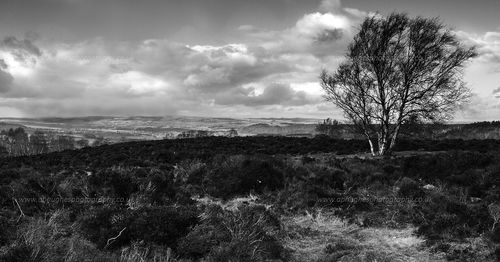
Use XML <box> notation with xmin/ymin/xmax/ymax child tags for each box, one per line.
<box><xmin>282</xmin><ymin>211</ymin><xmax>446</xmax><ymax>262</ymax></box>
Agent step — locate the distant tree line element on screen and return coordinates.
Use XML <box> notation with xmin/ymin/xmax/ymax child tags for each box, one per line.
<box><xmin>316</xmin><ymin>119</ymin><xmax>500</xmax><ymax>140</ymax></box>
<box><xmin>173</xmin><ymin>129</ymin><xmax>238</xmax><ymax>139</ymax></box>
<box><xmin>465</xmin><ymin>121</ymin><xmax>500</xmax><ymax>128</ymax></box>
<box><xmin>0</xmin><ymin>127</ymin><xmax>105</xmax><ymax>157</ymax></box>
<box><xmin>314</xmin><ymin>118</ymin><xmax>362</xmax><ymax>139</ymax></box>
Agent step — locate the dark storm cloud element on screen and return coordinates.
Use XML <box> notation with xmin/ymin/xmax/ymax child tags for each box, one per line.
<box><xmin>215</xmin><ymin>83</ymin><xmax>318</xmax><ymax>106</ymax></box>
<box><xmin>1</xmin><ymin>36</ymin><xmax>42</xmax><ymax>59</ymax></box>
<box><xmin>1</xmin><ymin>0</ymin><xmax>498</xmax><ymax>44</ymax></box>
<box><xmin>0</xmin><ymin>0</ymin><xmax>319</xmax><ymax>43</ymax></box>
<box><xmin>182</xmin><ymin>44</ymin><xmax>293</xmax><ymax>92</ymax></box>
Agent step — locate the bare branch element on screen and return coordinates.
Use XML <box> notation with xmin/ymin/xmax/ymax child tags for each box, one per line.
<box><xmin>321</xmin><ymin>12</ymin><xmax>477</xmax><ymax>155</ymax></box>
<box><xmin>105</xmin><ymin>227</ymin><xmax>127</xmax><ymax>249</ymax></box>
<box><xmin>13</xmin><ymin>198</ymin><xmax>25</xmax><ymax>222</ymax></box>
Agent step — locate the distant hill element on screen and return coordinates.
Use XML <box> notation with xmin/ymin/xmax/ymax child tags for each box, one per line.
<box><xmin>238</xmin><ymin>123</ymin><xmax>316</xmax><ymax>136</ymax></box>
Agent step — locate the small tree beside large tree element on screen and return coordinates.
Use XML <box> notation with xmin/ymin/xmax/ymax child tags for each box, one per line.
<box><xmin>321</xmin><ymin>13</ymin><xmax>477</xmax><ymax>156</ymax></box>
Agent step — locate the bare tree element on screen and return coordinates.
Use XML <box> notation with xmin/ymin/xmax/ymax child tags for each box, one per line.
<box><xmin>321</xmin><ymin>13</ymin><xmax>477</xmax><ymax>156</ymax></box>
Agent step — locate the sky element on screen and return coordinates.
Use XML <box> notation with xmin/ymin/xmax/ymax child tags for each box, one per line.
<box><xmin>0</xmin><ymin>0</ymin><xmax>499</xmax><ymax>121</ymax></box>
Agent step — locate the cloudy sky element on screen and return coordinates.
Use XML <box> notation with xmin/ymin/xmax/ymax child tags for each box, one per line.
<box><xmin>0</xmin><ymin>0</ymin><xmax>499</xmax><ymax>120</ymax></box>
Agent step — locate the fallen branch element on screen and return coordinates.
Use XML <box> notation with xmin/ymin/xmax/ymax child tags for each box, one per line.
<box><xmin>13</xmin><ymin>198</ymin><xmax>25</xmax><ymax>222</ymax></box>
<box><xmin>489</xmin><ymin>203</ymin><xmax>500</xmax><ymax>231</ymax></box>
<box><xmin>105</xmin><ymin>227</ymin><xmax>126</xmax><ymax>249</ymax></box>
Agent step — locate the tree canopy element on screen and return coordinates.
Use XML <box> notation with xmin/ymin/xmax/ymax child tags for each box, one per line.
<box><xmin>321</xmin><ymin>13</ymin><xmax>477</xmax><ymax>155</ymax></box>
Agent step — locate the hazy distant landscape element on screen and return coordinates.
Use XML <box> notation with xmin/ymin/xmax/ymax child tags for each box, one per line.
<box><xmin>1</xmin><ymin>117</ymin><xmax>500</xmax><ymax>154</ymax></box>
<box><xmin>0</xmin><ymin>116</ymin><xmax>320</xmax><ymax>142</ymax></box>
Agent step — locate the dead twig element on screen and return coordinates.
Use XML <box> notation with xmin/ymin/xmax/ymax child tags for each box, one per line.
<box><xmin>105</xmin><ymin>227</ymin><xmax>126</xmax><ymax>249</ymax></box>
<box><xmin>488</xmin><ymin>203</ymin><xmax>500</xmax><ymax>231</ymax></box>
<box><xmin>13</xmin><ymin>198</ymin><xmax>25</xmax><ymax>222</ymax></box>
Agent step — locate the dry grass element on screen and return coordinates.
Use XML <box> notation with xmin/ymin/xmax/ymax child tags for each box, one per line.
<box><xmin>438</xmin><ymin>237</ymin><xmax>495</xmax><ymax>262</ymax></box>
<box><xmin>18</xmin><ymin>209</ymin><xmax>115</xmax><ymax>262</ymax></box>
<box><xmin>282</xmin><ymin>210</ymin><xmax>447</xmax><ymax>262</ymax></box>
<box><xmin>192</xmin><ymin>193</ymin><xmax>272</xmax><ymax>211</ymax></box>
<box><xmin>119</xmin><ymin>243</ymin><xmax>178</xmax><ymax>262</ymax></box>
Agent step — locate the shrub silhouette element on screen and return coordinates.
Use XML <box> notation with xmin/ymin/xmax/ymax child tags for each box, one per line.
<box><xmin>203</xmin><ymin>155</ymin><xmax>284</xmax><ymax>199</ymax></box>
<box><xmin>415</xmin><ymin>193</ymin><xmax>491</xmax><ymax>240</ymax></box>
<box><xmin>178</xmin><ymin>204</ymin><xmax>282</xmax><ymax>261</ymax></box>
<box><xmin>397</xmin><ymin>177</ymin><xmax>425</xmax><ymax>199</ymax></box>
<box><xmin>126</xmin><ymin>206</ymin><xmax>199</xmax><ymax>248</ymax></box>
<box><xmin>78</xmin><ymin>206</ymin><xmax>199</xmax><ymax>250</ymax></box>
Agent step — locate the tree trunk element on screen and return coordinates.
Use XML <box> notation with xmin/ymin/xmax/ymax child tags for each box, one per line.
<box><xmin>378</xmin><ymin>139</ymin><xmax>388</xmax><ymax>155</ymax></box>
<box><xmin>377</xmin><ymin>130</ymin><xmax>390</xmax><ymax>156</ymax></box>
<box><xmin>367</xmin><ymin>138</ymin><xmax>375</xmax><ymax>156</ymax></box>
<box><xmin>388</xmin><ymin>124</ymin><xmax>401</xmax><ymax>153</ymax></box>
<box><xmin>362</xmin><ymin>128</ymin><xmax>376</xmax><ymax>156</ymax></box>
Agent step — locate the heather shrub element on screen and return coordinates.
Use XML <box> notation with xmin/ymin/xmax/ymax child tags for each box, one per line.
<box><xmin>55</xmin><ymin>172</ymin><xmax>90</xmax><ymax>199</ymax></box>
<box><xmin>301</xmin><ymin>163</ymin><xmax>348</xmax><ymax>190</ymax></box>
<box><xmin>0</xmin><ymin>214</ymin><xmax>14</xmax><ymax>246</ymax></box>
<box><xmin>401</xmin><ymin>154</ymin><xmax>454</xmax><ymax>180</ymax></box>
<box><xmin>0</xmin><ymin>209</ymin><xmax>112</xmax><ymax>262</ymax></box>
<box><xmin>178</xmin><ymin>204</ymin><xmax>283</xmax><ymax>261</ymax></box>
<box><xmin>415</xmin><ymin>193</ymin><xmax>491</xmax><ymax>240</ymax></box>
<box><xmin>486</xmin><ymin>162</ymin><xmax>500</xmax><ymax>185</ymax></box>
<box><xmin>20</xmin><ymin>210</ymin><xmax>73</xmax><ymax>261</ymax></box>
<box><xmin>176</xmin><ymin>223</ymin><xmax>224</xmax><ymax>259</ymax></box>
<box><xmin>434</xmin><ymin>238</ymin><xmax>495</xmax><ymax>261</ymax></box>
<box><xmin>78</xmin><ymin>205</ymin><xmax>199</xmax><ymax>250</ymax></box>
<box><xmin>126</xmin><ymin>169</ymin><xmax>177</xmax><ymax>209</ymax></box>
<box><xmin>77</xmin><ymin>206</ymin><xmax>127</xmax><ymax>249</ymax></box>
<box><xmin>323</xmin><ymin>238</ymin><xmax>360</xmax><ymax>260</ymax></box>
<box><xmin>0</xmin><ymin>242</ymin><xmax>31</xmax><ymax>262</ymax></box>
<box><xmin>142</xmin><ymin>169</ymin><xmax>178</xmax><ymax>205</ymax></box>
<box><xmin>488</xmin><ymin>225</ymin><xmax>500</xmax><ymax>243</ymax></box>
<box><xmin>202</xmin><ymin>155</ymin><xmax>245</xmax><ymax>199</ymax></box>
<box><xmin>88</xmin><ymin>168</ymin><xmax>139</xmax><ymax>201</ymax></box>
<box><xmin>272</xmin><ymin>159</ymin><xmax>354</xmax><ymax>212</ymax></box>
<box><xmin>397</xmin><ymin>177</ymin><xmax>425</xmax><ymax>199</ymax></box>
<box><xmin>126</xmin><ymin>206</ymin><xmax>199</xmax><ymax>248</ymax></box>
<box><xmin>64</xmin><ymin>234</ymin><xmax>113</xmax><ymax>262</ymax></box>
<box><xmin>445</xmin><ymin>170</ymin><xmax>481</xmax><ymax>187</ymax></box>
<box><xmin>203</xmin><ymin>155</ymin><xmax>285</xmax><ymax>199</ymax></box>
<box><xmin>173</xmin><ymin>159</ymin><xmax>207</xmax><ymax>186</ymax></box>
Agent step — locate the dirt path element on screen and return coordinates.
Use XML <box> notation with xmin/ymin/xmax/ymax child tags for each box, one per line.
<box><xmin>282</xmin><ymin>211</ymin><xmax>446</xmax><ymax>262</ymax></box>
